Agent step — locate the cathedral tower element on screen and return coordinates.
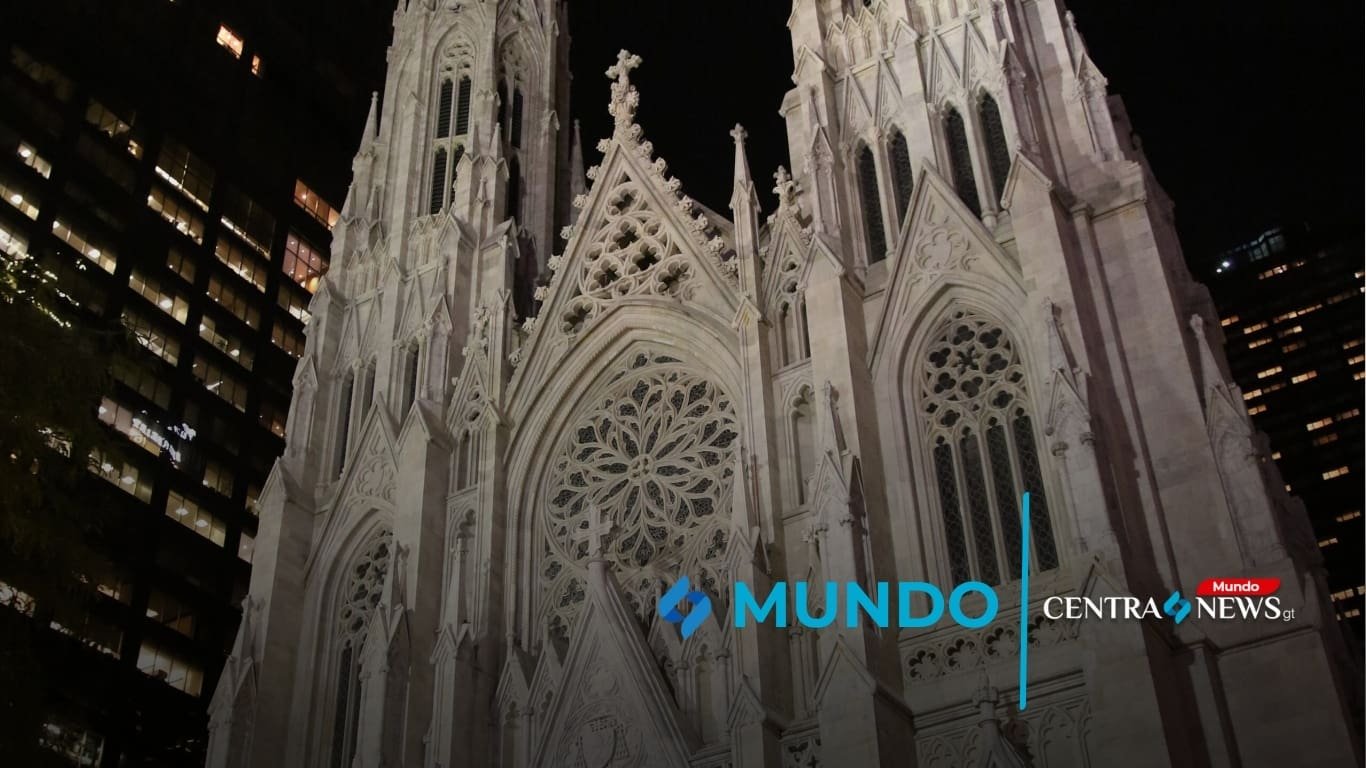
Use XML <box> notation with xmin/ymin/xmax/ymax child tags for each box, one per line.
<box><xmin>207</xmin><ymin>1</ymin><xmax>1360</xmax><ymax>767</ymax></box>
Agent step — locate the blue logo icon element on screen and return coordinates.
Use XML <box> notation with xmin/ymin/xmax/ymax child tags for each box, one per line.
<box><xmin>1163</xmin><ymin>590</ymin><xmax>1191</xmax><ymax>624</ymax></box>
<box><xmin>660</xmin><ymin>576</ymin><xmax>711</xmax><ymax>639</ymax></box>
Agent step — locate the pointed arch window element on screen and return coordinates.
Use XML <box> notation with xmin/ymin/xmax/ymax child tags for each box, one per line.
<box><xmin>497</xmin><ymin>82</ymin><xmax>509</xmax><ymax>136</ymax></box>
<box><xmin>857</xmin><ymin>145</ymin><xmax>887</xmax><ymax>264</ymax></box>
<box><xmin>979</xmin><ymin>93</ymin><xmax>1012</xmax><ymax>206</ymax></box>
<box><xmin>506</xmin><ymin>155</ymin><xmax>522</xmax><ymax>221</ymax></box>
<box><xmin>431</xmin><ymin>72</ymin><xmax>471</xmax><ymax>215</ymax></box>
<box><xmin>360</xmin><ymin>361</ymin><xmax>376</xmax><ymax>421</ymax></box>
<box><xmin>916</xmin><ymin>309</ymin><xmax>1059</xmax><ymax>585</ymax></box>
<box><xmin>510</xmin><ymin>88</ymin><xmax>524</xmax><ymax>149</ymax></box>
<box><xmin>329</xmin><ymin>532</ymin><xmax>392</xmax><ymax>768</ymax></box>
<box><xmin>943</xmin><ymin>107</ymin><xmax>981</xmax><ymax>217</ymax></box>
<box><xmin>889</xmin><ymin>129</ymin><xmax>914</xmax><ymax>218</ymax></box>
<box><xmin>429</xmin><ymin>148</ymin><xmax>448</xmax><ymax>215</ymax></box>
<box><xmin>454</xmin><ymin>76</ymin><xmax>472</xmax><ymax>135</ymax></box>
<box><xmin>435</xmin><ymin>79</ymin><xmax>453</xmax><ymax>139</ymax></box>
<box><xmin>333</xmin><ymin>372</ymin><xmax>355</xmax><ymax>477</ymax></box>
<box><xmin>791</xmin><ymin>386</ymin><xmax>816</xmax><ymax>506</ymax></box>
<box><xmin>401</xmin><ymin>342</ymin><xmax>421</xmax><ymax>416</ymax></box>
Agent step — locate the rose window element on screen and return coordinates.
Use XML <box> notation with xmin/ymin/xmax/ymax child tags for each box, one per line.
<box><xmin>541</xmin><ymin>352</ymin><xmax>737</xmax><ymax>636</ymax></box>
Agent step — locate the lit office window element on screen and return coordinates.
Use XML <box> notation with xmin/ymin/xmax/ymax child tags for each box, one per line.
<box><xmin>51</xmin><ymin>219</ymin><xmax>116</xmax><ymax>273</ymax></box>
<box><xmin>272</xmin><ymin>322</ymin><xmax>304</xmax><ymax>358</ymax></box>
<box><xmin>259</xmin><ymin>399</ymin><xmax>286</xmax><ymax>439</ymax></box>
<box><xmin>147</xmin><ymin>185</ymin><xmax>206</xmax><ymax>244</ymax></box>
<box><xmin>1</xmin><ymin>176</ymin><xmax>39</xmax><ymax>219</ymax></box>
<box><xmin>1323</xmin><ymin>467</ymin><xmax>1351</xmax><ymax>481</ymax></box>
<box><xmin>136</xmin><ymin>641</ymin><xmax>204</xmax><ymax>696</ymax></box>
<box><xmin>213</xmin><ymin>236</ymin><xmax>268</xmax><ymax>292</ymax></box>
<box><xmin>202</xmin><ymin>459</ymin><xmax>234</xmax><ymax>497</ymax></box>
<box><xmin>155</xmin><ymin>139</ymin><xmax>214</xmax><ymax>211</ymax></box>
<box><xmin>1291</xmin><ymin>371</ymin><xmax>1317</xmax><ymax>384</ymax></box>
<box><xmin>206</xmin><ymin>276</ymin><xmax>261</xmax><ymax>328</ymax></box>
<box><xmin>122</xmin><ymin>310</ymin><xmax>181</xmax><ymax>365</ymax></box>
<box><xmin>0</xmin><ymin>581</ymin><xmax>37</xmax><ymax>615</ymax></box>
<box><xmin>192</xmin><ymin>358</ymin><xmax>249</xmax><ymax>412</ymax></box>
<box><xmin>294</xmin><ymin>179</ymin><xmax>339</xmax><ymax>229</ymax></box>
<box><xmin>39</xmin><ymin>718</ymin><xmax>105</xmax><ymax>767</ymax></box>
<box><xmin>1255</xmin><ymin>366</ymin><xmax>1282</xmax><ymax>379</ymax></box>
<box><xmin>199</xmin><ymin>314</ymin><xmax>255</xmax><ymax>370</ymax></box>
<box><xmin>0</xmin><ymin>222</ymin><xmax>28</xmax><ymax>257</ymax></box>
<box><xmin>278</xmin><ymin>288</ymin><xmax>311</xmax><ymax>324</ymax></box>
<box><xmin>215</xmin><ymin>25</ymin><xmax>244</xmax><ymax>59</ymax></box>
<box><xmin>283</xmin><ymin>232</ymin><xmax>327</xmax><ymax>292</ymax></box>
<box><xmin>16</xmin><ymin>141</ymin><xmax>52</xmax><ymax>178</ymax></box>
<box><xmin>238</xmin><ymin>532</ymin><xmax>256</xmax><ymax>563</ymax></box>
<box><xmin>251</xmin><ymin>54</ymin><xmax>263</xmax><ymax>77</ymax></box>
<box><xmin>89</xmin><ymin>450</ymin><xmax>154</xmax><ymax>503</ymax></box>
<box><xmin>166</xmin><ymin>247</ymin><xmax>196</xmax><ymax>283</ymax></box>
<box><xmin>83</xmin><ymin>99</ymin><xmax>141</xmax><ymax>158</ymax></box>
<box><xmin>1247</xmin><ymin>404</ymin><xmax>1268</xmax><ymax>416</ymax></box>
<box><xmin>129</xmin><ymin>271</ymin><xmax>190</xmax><ymax>323</ymax></box>
<box><xmin>146</xmin><ymin>590</ymin><xmax>196</xmax><ymax>637</ymax></box>
<box><xmin>166</xmin><ymin>490</ymin><xmax>227</xmax><ymax>547</ymax></box>
<box><xmin>220</xmin><ymin>186</ymin><xmax>276</xmax><ymax>256</ymax></box>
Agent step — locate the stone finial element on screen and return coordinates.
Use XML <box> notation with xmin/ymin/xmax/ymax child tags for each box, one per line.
<box><xmin>606</xmin><ymin>49</ymin><xmax>643</xmax><ymax>129</ymax></box>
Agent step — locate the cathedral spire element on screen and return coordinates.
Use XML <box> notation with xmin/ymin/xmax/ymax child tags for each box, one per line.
<box><xmin>729</xmin><ymin>124</ymin><xmax>763</xmax><ymax>298</ymax></box>
<box><xmin>569</xmin><ymin>119</ymin><xmax>588</xmax><ymax>199</ymax></box>
<box><xmin>362</xmin><ymin>90</ymin><xmax>379</xmax><ymax>141</ymax></box>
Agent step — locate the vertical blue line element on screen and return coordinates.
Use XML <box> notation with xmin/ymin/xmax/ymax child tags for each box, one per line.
<box><xmin>1018</xmin><ymin>491</ymin><xmax>1031</xmax><ymax>711</ymax></box>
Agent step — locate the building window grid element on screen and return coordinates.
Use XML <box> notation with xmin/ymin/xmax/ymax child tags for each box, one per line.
<box><xmin>16</xmin><ymin>140</ymin><xmax>53</xmax><ymax>178</ymax></box>
<box><xmin>129</xmin><ymin>270</ymin><xmax>190</xmax><ymax>324</ymax></box>
<box><xmin>199</xmin><ymin>313</ymin><xmax>255</xmax><ymax>370</ymax></box>
<box><xmin>294</xmin><ymin>179</ymin><xmax>340</xmax><ymax>230</ymax></box>
<box><xmin>51</xmin><ymin>218</ymin><xmax>116</xmax><ymax>273</ymax></box>
<box><xmin>154</xmin><ymin>139</ymin><xmax>214</xmax><ymax>212</ymax></box>
<box><xmin>1</xmin><ymin>175</ymin><xmax>40</xmax><ymax>220</ymax></box>
<box><xmin>122</xmin><ymin>309</ymin><xmax>182</xmax><ymax>365</ymax></box>
<box><xmin>192</xmin><ymin>357</ymin><xmax>249</xmax><ymax>412</ymax></box>
<box><xmin>146</xmin><ymin>590</ymin><xmax>196</xmax><ymax>638</ymax></box>
<box><xmin>215</xmin><ymin>25</ymin><xmax>244</xmax><ymax>59</ymax></box>
<box><xmin>207</xmin><ymin>276</ymin><xmax>262</xmax><ymax>329</ymax></box>
<box><xmin>165</xmin><ymin>490</ymin><xmax>227</xmax><ymax>547</ymax></box>
<box><xmin>213</xmin><ymin>236</ymin><xmax>268</xmax><ymax>293</ymax></box>
<box><xmin>136</xmin><ymin>640</ymin><xmax>204</xmax><ymax>696</ymax></box>
<box><xmin>147</xmin><ymin>185</ymin><xmax>206</xmax><ymax>244</ymax></box>
<box><xmin>284</xmin><ymin>232</ymin><xmax>327</xmax><ymax>293</ymax></box>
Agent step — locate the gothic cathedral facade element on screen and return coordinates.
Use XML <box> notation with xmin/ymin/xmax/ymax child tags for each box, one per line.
<box><xmin>206</xmin><ymin>1</ymin><xmax>1360</xmax><ymax>767</ymax></box>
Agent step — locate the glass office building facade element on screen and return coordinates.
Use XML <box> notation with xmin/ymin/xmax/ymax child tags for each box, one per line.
<box><xmin>0</xmin><ymin>0</ymin><xmax>387</xmax><ymax>763</ymax></box>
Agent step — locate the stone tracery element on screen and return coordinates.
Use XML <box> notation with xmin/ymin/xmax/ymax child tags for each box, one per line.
<box><xmin>540</xmin><ymin>351</ymin><xmax>738</xmax><ymax>637</ymax></box>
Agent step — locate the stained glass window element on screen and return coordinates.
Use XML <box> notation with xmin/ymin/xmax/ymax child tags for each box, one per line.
<box><xmin>979</xmin><ymin>93</ymin><xmax>1012</xmax><ymax>207</ymax></box>
<box><xmin>918</xmin><ymin>310</ymin><xmax>1059</xmax><ymax>582</ymax></box>
<box><xmin>943</xmin><ymin>108</ymin><xmax>981</xmax><ymax>216</ymax></box>
<box><xmin>454</xmin><ymin>76</ymin><xmax>472</xmax><ymax>135</ymax></box>
<box><xmin>429</xmin><ymin>148</ymin><xmax>447</xmax><ymax>214</ymax></box>
<box><xmin>858</xmin><ymin>145</ymin><xmax>887</xmax><ymax>263</ymax></box>
<box><xmin>330</xmin><ymin>533</ymin><xmax>391</xmax><ymax>768</ymax></box>
<box><xmin>889</xmin><ymin>129</ymin><xmax>914</xmax><ymax>218</ymax></box>
<box><xmin>334</xmin><ymin>373</ymin><xmax>354</xmax><ymax>477</ymax></box>
<box><xmin>435</xmin><ymin>79</ymin><xmax>452</xmax><ymax>139</ymax></box>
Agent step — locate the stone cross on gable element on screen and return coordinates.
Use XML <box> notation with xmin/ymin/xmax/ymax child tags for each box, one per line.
<box><xmin>606</xmin><ymin>49</ymin><xmax>642</xmax><ymax>86</ymax></box>
<box><xmin>575</xmin><ymin>502</ymin><xmax>616</xmax><ymax>559</ymax></box>
<box><xmin>606</xmin><ymin>50</ymin><xmax>643</xmax><ymax>127</ymax></box>
<box><xmin>729</xmin><ymin>124</ymin><xmax>747</xmax><ymax>145</ymax></box>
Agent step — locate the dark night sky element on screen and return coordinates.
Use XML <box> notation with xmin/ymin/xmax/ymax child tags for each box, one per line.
<box><xmin>565</xmin><ymin>0</ymin><xmax>1362</xmax><ymax>258</ymax></box>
